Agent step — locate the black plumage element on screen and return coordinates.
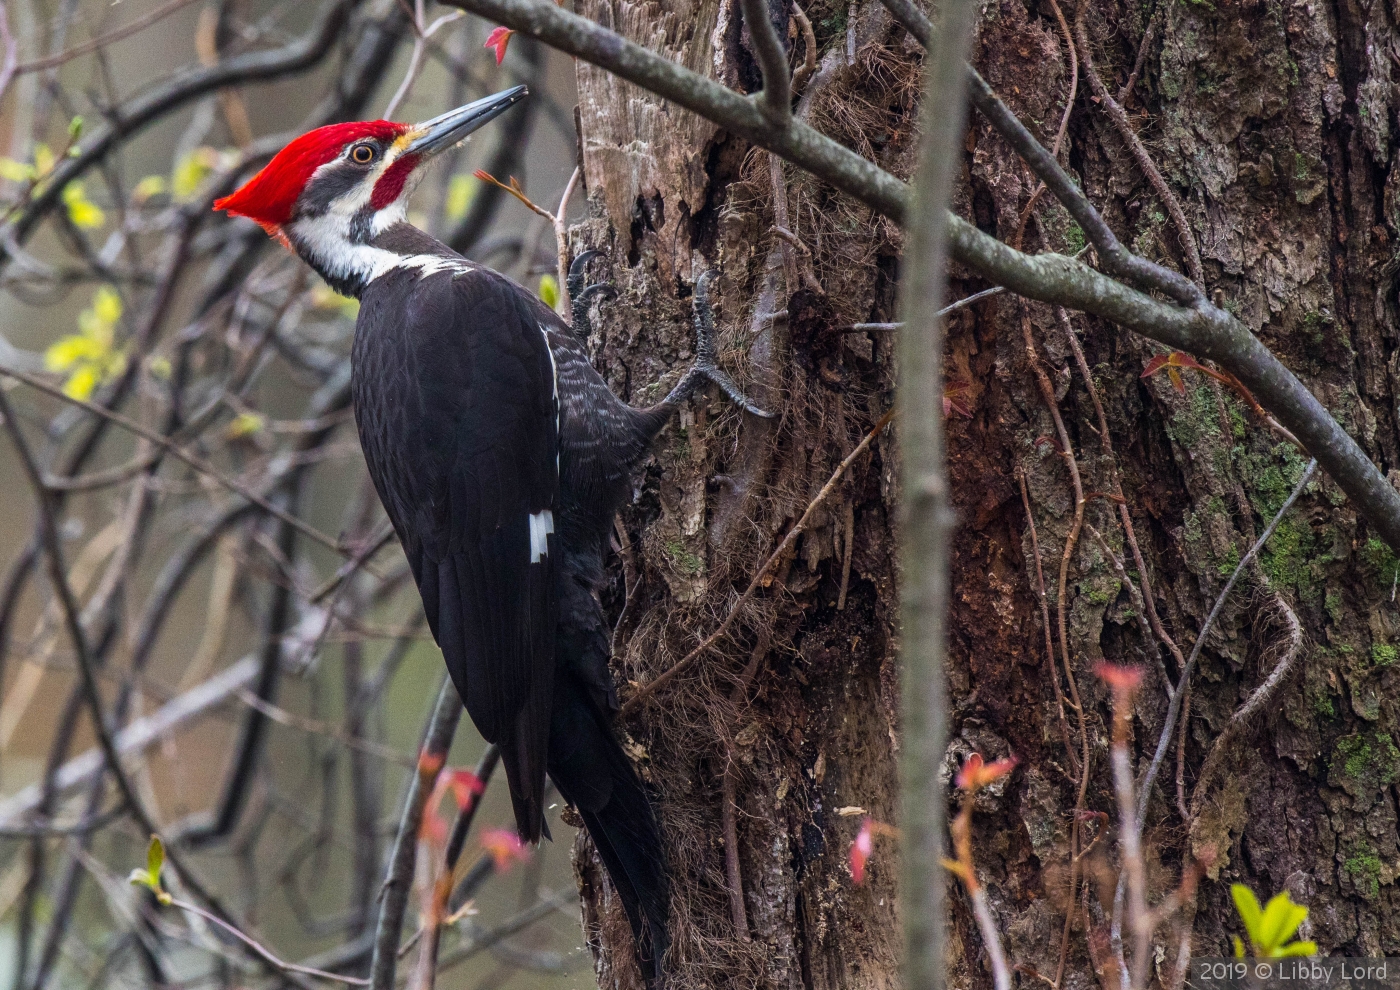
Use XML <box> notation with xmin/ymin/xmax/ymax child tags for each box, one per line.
<box><xmin>344</xmin><ymin>224</ymin><xmax>760</xmax><ymax>982</ymax></box>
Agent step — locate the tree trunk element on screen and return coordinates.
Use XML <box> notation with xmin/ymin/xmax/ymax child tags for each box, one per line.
<box><xmin>572</xmin><ymin>0</ymin><xmax>1400</xmax><ymax>985</ymax></box>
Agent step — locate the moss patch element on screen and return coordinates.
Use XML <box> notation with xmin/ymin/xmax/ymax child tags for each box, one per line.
<box><xmin>1328</xmin><ymin>731</ymin><xmax>1400</xmax><ymax>804</ymax></box>
<box><xmin>1344</xmin><ymin>842</ymin><xmax>1385</xmax><ymax>900</ymax></box>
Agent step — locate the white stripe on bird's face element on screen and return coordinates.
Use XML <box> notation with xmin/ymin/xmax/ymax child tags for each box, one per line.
<box><xmin>528</xmin><ymin>510</ymin><xmax>554</xmax><ymax>563</ymax></box>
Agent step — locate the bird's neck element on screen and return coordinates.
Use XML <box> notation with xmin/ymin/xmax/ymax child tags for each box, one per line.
<box><xmin>285</xmin><ymin>217</ymin><xmax>467</xmax><ymax>299</ymax></box>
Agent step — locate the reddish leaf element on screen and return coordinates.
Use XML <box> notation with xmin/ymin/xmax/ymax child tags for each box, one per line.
<box><xmin>446</xmin><ymin>769</ymin><xmax>484</xmax><ymax>811</ymax></box>
<box><xmin>955</xmin><ymin>752</ymin><xmax>1018</xmax><ymax>792</ymax></box>
<box><xmin>1094</xmin><ymin>662</ymin><xmax>1145</xmax><ymax>692</ymax></box>
<box><xmin>481</xmin><ymin>827</ymin><xmax>530</xmax><ymax>870</ymax></box>
<box><xmin>1166</xmin><ymin>367</ymin><xmax>1185</xmax><ymax>395</ymax></box>
<box><xmin>484</xmin><ymin>26</ymin><xmax>515</xmax><ymax>66</ymax></box>
<box><xmin>944</xmin><ymin>379</ymin><xmax>974</xmax><ymax>419</ymax></box>
<box><xmin>850</xmin><ymin>818</ymin><xmax>874</xmax><ymax>884</ymax></box>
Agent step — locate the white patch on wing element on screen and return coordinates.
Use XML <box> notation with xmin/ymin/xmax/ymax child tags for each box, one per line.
<box><xmin>528</xmin><ymin>510</ymin><xmax>554</xmax><ymax>563</ymax></box>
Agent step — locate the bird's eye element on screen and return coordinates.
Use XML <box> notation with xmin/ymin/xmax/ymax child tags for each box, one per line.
<box><xmin>350</xmin><ymin>144</ymin><xmax>377</xmax><ymax>164</ymax></box>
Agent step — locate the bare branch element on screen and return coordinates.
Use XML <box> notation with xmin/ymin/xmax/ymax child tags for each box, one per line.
<box><xmin>0</xmin><ymin>657</ymin><xmax>262</xmax><ymax>825</ymax></box>
<box><xmin>0</xmin><ymin>365</ymin><xmax>349</xmax><ymax>555</ymax></box>
<box><xmin>739</xmin><ymin>0</ymin><xmax>790</xmax><ymax>121</ymax></box>
<box><xmin>1074</xmin><ymin>9</ymin><xmax>1203</xmax><ymax>285</ymax></box>
<box><xmin>0</xmin><ymin>387</ymin><xmax>230</xmax><ymax>923</ymax></box>
<box><xmin>368</xmin><ymin>677</ymin><xmax>463</xmax><ymax>990</ymax></box>
<box><xmin>13</xmin><ymin>0</ymin><xmax>203</xmax><ymax>75</ymax></box>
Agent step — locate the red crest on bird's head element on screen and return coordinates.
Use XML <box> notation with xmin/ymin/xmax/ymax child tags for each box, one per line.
<box><xmin>214</xmin><ymin>120</ymin><xmax>408</xmax><ymax>231</ymax></box>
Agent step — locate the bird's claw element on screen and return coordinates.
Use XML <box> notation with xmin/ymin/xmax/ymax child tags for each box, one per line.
<box><xmin>689</xmin><ymin>270</ymin><xmax>775</xmax><ymax>418</ymax></box>
<box><xmin>567</xmin><ymin>250</ymin><xmax>616</xmax><ymax>339</ymax></box>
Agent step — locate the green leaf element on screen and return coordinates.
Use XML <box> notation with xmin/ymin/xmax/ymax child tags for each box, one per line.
<box><xmin>133</xmin><ymin>175</ymin><xmax>167</xmax><ymax>203</ymax></box>
<box><xmin>33</xmin><ymin>144</ymin><xmax>55</xmax><ymax>178</ymax></box>
<box><xmin>1231</xmin><ymin>884</ymin><xmax>1263</xmax><ymax>944</ymax></box>
<box><xmin>68</xmin><ymin>116</ymin><xmax>84</xmax><ymax>139</ymax></box>
<box><xmin>1234</xmin><ymin>936</ymin><xmax>1246</xmax><ymax>958</ymax></box>
<box><xmin>91</xmin><ymin>286</ymin><xmax>121</xmax><ymax>327</ymax></box>
<box><xmin>1259</xmin><ymin>892</ymin><xmax>1307</xmax><ymax>951</ymax></box>
<box><xmin>538</xmin><ymin>274</ymin><xmax>559</xmax><ymax>310</ymax></box>
<box><xmin>62</xmin><ymin>182</ymin><xmax>104</xmax><ymax>229</ymax></box>
<box><xmin>0</xmin><ymin>157</ymin><xmax>34</xmax><ymax>182</ymax></box>
<box><xmin>146</xmin><ymin>835</ymin><xmax>165</xmax><ymax>881</ymax></box>
<box><xmin>1232</xmin><ymin>884</ymin><xmax>1312</xmax><ymax>958</ymax></box>
<box><xmin>227</xmin><ymin>411</ymin><xmax>265</xmax><ymax>439</ymax></box>
<box><xmin>172</xmin><ymin>147</ymin><xmax>219</xmax><ymax>201</ymax></box>
<box><xmin>61</xmin><ymin>364</ymin><xmax>99</xmax><ymax>400</ymax></box>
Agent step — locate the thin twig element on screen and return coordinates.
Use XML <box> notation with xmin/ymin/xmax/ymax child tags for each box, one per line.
<box><xmin>553</xmin><ymin>165</ymin><xmax>581</xmax><ymax>313</ymax></box>
<box><xmin>1135</xmin><ymin>458</ymin><xmax>1317</xmax><ymax>823</ymax></box>
<box><xmin>0</xmin><ymin>365</ymin><xmax>349</xmax><ymax>555</ymax></box>
<box><xmin>1074</xmin><ymin>8</ymin><xmax>1203</xmax><ymax>285</ymax></box>
<box><xmin>1190</xmin><ymin>595</ymin><xmax>1303</xmax><ymax>813</ymax></box>
<box><xmin>1059</xmin><ymin>309</ymin><xmax>1186</xmax><ymax>680</ymax></box>
<box><xmin>368</xmin><ymin>677</ymin><xmax>463</xmax><ymax>990</ymax></box>
<box><xmin>790</xmin><ymin>3</ymin><xmax>817</xmax><ymax>93</ymax></box>
<box><xmin>1118</xmin><ymin>4</ymin><xmax>1160</xmax><ymax>106</ymax></box>
<box><xmin>13</xmin><ymin>0</ymin><xmax>203</xmax><ymax>74</ymax></box>
<box><xmin>167</xmin><ymin>895</ymin><xmax>369</xmax><ymax>986</ymax></box>
<box><xmin>0</xmin><ymin>388</ymin><xmax>229</xmax><ymax>921</ymax></box>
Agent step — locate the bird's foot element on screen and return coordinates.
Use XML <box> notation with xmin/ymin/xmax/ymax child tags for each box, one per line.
<box><xmin>567</xmin><ymin>250</ymin><xmax>616</xmax><ymax>340</ymax></box>
<box><xmin>682</xmin><ymin>270</ymin><xmax>775</xmax><ymax>418</ymax></box>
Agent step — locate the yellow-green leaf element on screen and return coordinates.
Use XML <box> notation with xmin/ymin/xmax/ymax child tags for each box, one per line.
<box><xmin>0</xmin><ymin>157</ymin><xmax>33</xmax><ymax>182</ymax></box>
<box><xmin>133</xmin><ymin>175</ymin><xmax>168</xmax><ymax>203</ymax></box>
<box><xmin>146</xmin><ymin>834</ymin><xmax>165</xmax><ymax>880</ymax></box>
<box><xmin>62</xmin><ymin>364</ymin><xmax>100</xmax><ymax>400</ymax></box>
<box><xmin>1234</xmin><ymin>936</ymin><xmax>1246</xmax><ymax>958</ymax></box>
<box><xmin>147</xmin><ymin>355</ymin><xmax>172</xmax><ymax>380</ymax></box>
<box><xmin>1232</xmin><ymin>884</ymin><xmax>1312</xmax><ymax>958</ymax></box>
<box><xmin>172</xmin><ymin>147</ymin><xmax>218</xmax><ymax>201</ymax></box>
<box><xmin>1259</xmin><ymin>892</ymin><xmax>1307</xmax><ymax>952</ymax></box>
<box><xmin>1231</xmin><ymin>884</ymin><xmax>1263</xmax><ymax>941</ymax></box>
<box><xmin>45</xmin><ymin>335</ymin><xmax>101</xmax><ymax>372</ymax></box>
<box><xmin>445</xmin><ymin>173</ymin><xmax>477</xmax><ymax>221</ymax></box>
<box><xmin>538</xmin><ymin>274</ymin><xmax>559</xmax><ymax>310</ymax></box>
<box><xmin>33</xmin><ymin>144</ymin><xmax>55</xmax><ymax>178</ymax></box>
<box><xmin>47</xmin><ymin>286</ymin><xmax>126</xmax><ymax>399</ymax></box>
<box><xmin>91</xmin><ymin>286</ymin><xmax>121</xmax><ymax>327</ymax></box>
<box><xmin>227</xmin><ymin>411</ymin><xmax>266</xmax><ymax>439</ymax></box>
<box><xmin>62</xmin><ymin>182</ymin><xmax>104</xmax><ymax>229</ymax></box>
<box><xmin>67</xmin><ymin>115</ymin><xmax>83</xmax><ymax>140</ymax></box>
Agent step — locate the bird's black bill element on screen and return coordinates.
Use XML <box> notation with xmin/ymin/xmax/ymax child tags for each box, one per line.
<box><xmin>407</xmin><ymin>85</ymin><xmax>528</xmax><ymax>157</ymax></box>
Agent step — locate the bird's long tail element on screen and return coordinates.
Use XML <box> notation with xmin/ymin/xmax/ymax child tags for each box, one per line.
<box><xmin>547</xmin><ymin>674</ymin><xmax>669</xmax><ymax>983</ymax></box>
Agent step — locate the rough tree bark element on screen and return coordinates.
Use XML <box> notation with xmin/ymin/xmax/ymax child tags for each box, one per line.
<box><xmin>567</xmin><ymin>0</ymin><xmax>1400</xmax><ymax>986</ymax></box>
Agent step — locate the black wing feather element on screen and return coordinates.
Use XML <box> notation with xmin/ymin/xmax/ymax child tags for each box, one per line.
<box><xmin>353</xmin><ymin>266</ymin><xmax>559</xmax><ymax>841</ymax></box>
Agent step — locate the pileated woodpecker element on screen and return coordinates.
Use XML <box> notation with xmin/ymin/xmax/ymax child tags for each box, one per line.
<box><xmin>215</xmin><ymin>87</ymin><xmax>768</xmax><ymax>980</ymax></box>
